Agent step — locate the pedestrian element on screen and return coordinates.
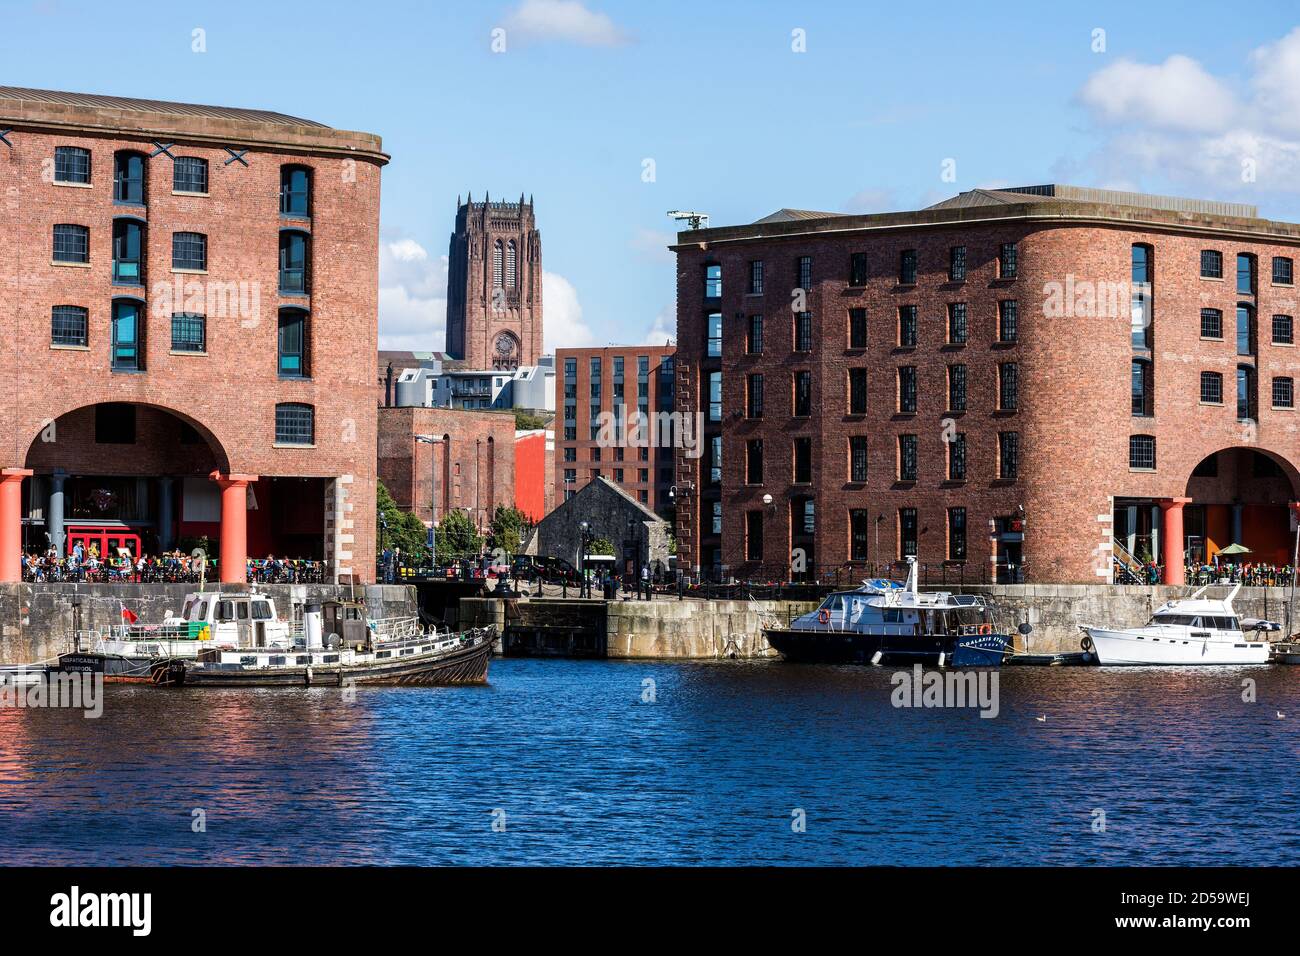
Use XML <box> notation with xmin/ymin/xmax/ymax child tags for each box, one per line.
<box><xmin>640</xmin><ymin>563</ymin><xmax>650</xmax><ymax>600</ymax></box>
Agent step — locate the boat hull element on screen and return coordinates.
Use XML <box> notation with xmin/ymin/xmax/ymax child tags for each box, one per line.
<box><xmin>764</xmin><ymin>628</ymin><xmax>1009</xmax><ymax>667</ymax></box>
<box><xmin>1084</xmin><ymin>627</ymin><xmax>1270</xmax><ymax>666</ymax></box>
<box><xmin>57</xmin><ymin>652</ymin><xmax>175</xmax><ymax>683</ymax></box>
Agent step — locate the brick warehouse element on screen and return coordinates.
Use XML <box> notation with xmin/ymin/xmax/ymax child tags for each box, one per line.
<box><xmin>672</xmin><ymin>185</ymin><xmax>1300</xmax><ymax>586</ymax></box>
<box><xmin>0</xmin><ymin>87</ymin><xmax>387</xmax><ymax>583</ymax></box>
<box><xmin>555</xmin><ymin>345</ymin><xmax>677</xmax><ymax>517</ymax></box>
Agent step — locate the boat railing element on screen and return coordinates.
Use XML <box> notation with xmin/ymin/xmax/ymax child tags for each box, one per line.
<box><xmin>370</xmin><ymin>616</ymin><xmax>423</xmax><ymax>640</ymax></box>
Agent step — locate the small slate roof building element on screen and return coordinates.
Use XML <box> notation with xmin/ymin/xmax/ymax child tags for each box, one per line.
<box><xmin>536</xmin><ymin>477</ymin><xmax>671</xmax><ymax>577</ymax></box>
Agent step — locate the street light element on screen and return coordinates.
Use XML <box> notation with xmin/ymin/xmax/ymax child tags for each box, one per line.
<box><xmin>414</xmin><ymin>434</ymin><xmax>444</xmax><ymax>568</ymax></box>
<box><xmin>579</xmin><ymin>519</ymin><xmax>591</xmax><ymax>598</ymax></box>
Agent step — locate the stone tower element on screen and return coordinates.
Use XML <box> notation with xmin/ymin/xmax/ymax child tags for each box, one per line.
<box><xmin>445</xmin><ymin>193</ymin><xmax>543</xmax><ymax>369</ymax></box>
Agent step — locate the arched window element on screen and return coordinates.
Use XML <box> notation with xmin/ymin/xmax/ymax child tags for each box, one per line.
<box><xmin>493</xmin><ymin>240</ymin><xmax>504</xmax><ymax>288</ymax></box>
<box><xmin>275</xmin><ymin>403</ymin><xmax>314</xmax><ymax>445</ymax></box>
<box><xmin>113</xmin><ymin>150</ymin><xmax>146</xmax><ymax>205</ymax></box>
<box><xmin>279</xmin><ymin>230</ymin><xmax>310</xmax><ymax>294</ymax></box>
<box><xmin>112</xmin><ymin>218</ymin><xmax>145</xmax><ymax>285</ymax></box>
<box><xmin>277</xmin><ymin>307</ymin><xmax>310</xmax><ymax>378</ymax></box>
<box><xmin>280</xmin><ymin>164</ymin><xmax>312</xmax><ymax>217</ymax></box>
<box><xmin>111</xmin><ymin>297</ymin><xmax>145</xmax><ymax>371</ymax></box>
<box><xmin>506</xmin><ymin>240</ymin><xmax>517</xmax><ymax>288</ymax></box>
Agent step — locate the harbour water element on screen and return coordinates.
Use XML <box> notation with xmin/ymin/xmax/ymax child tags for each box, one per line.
<box><xmin>0</xmin><ymin>659</ymin><xmax>1297</xmax><ymax>866</ymax></box>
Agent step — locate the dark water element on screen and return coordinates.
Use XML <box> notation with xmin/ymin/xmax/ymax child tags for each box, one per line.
<box><xmin>1</xmin><ymin>659</ymin><xmax>1298</xmax><ymax>865</ymax></box>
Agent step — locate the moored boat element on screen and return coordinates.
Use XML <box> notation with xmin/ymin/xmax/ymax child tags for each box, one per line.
<box><xmin>1081</xmin><ymin>584</ymin><xmax>1273</xmax><ymax>665</ymax></box>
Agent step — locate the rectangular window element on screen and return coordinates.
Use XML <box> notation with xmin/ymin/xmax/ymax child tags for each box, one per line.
<box><xmin>110</xmin><ymin>300</ymin><xmax>143</xmax><ymax>371</ymax></box>
<box><xmin>798</xmin><ymin>497</ymin><xmax>815</xmax><ymax>535</ymax></box>
<box><xmin>745</xmin><ymin>510</ymin><xmax>764</xmax><ymax>562</ymax></box>
<box><xmin>795</xmin><ymin>312</ymin><xmax>813</xmax><ymax>352</ymax></box>
<box><xmin>748</xmin><ymin>260</ymin><xmax>764</xmax><ymax>295</ymax></box>
<box><xmin>51</xmin><ymin>305</ymin><xmax>88</xmax><ymax>347</ymax></box>
<box><xmin>746</xmin><ymin>373</ymin><xmax>764</xmax><ymax>418</ymax></box>
<box><xmin>1131</xmin><ymin>360</ymin><xmax>1152</xmax><ymax>417</ymax></box>
<box><xmin>849</xmin><ymin>436</ymin><xmax>868</xmax><ymax>482</ymax></box>
<box><xmin>948</xmin><ymin>433</ymin><xmax>966</xmax><ymax>481</ymax></box>
<box><xmin>848</xmin><ymin>367</ymin><xmax>867</xmax><ymax>414</ymax></box>
<box><xmin>1201</xmin><ymin>308</ymin><xmax>1223</xmax><ymax>339</ymax></box>
<box><xmin>794</xmin><ymin>370</ymin><xmax>811</xmax><ymax>417</ymax></box>
<box><xmin>998</xmin><ymin>300</ymin><xmax>1018</xmax><ymax>343</ymax></box>
<box><xmin>900</xmin><ymin>508</ymin><xmax>918</xmax><ymax>558</ymax></box>
<box><xmin>948</xmin><ymin>507</ymin><xmax>967</xmax><ymax>561</ymax></box>
<box><xmin>275</xmin><ymin>404</ymin><xmax>315</xmax><ymax>445</ymax></box>
<box><xmin>1273</xmin><ymin>314</ymin><xmax>1294</xmax><ymax>345</ymax></box>
<box><xmin>1201</xmin><ymin>249</ymin><xmax>1223</xmax><ymax>279</ymax></box>
<box><xmin>1237</xmin><ymin>254</ymin><xmax>1255</xmax><ymax>295</ymax></box>
<box><xmin>1129</xmin><ymin>434</ymin><xmax>1156</xmax><ymax>470</ymax></box>
<box><xmin>704</xmin><ymin>263</ymin><xmax>722</xmax><ymax>298</ymax></box>
<box><xmin>54</xmin><ymin>146</ymin><xmax>91</xmax><ymax>184</ymax></box>
<box><xmin>710</xmin><ymin>435</ymin><xmax>722</xmax><ymax>484</ymax></box>
<box><xmin>277</xmin><ymin>310</ymin><xmax>309</xmax><ymax>377</ymax></box>
<box><xmin>949</xmin><ymin>246</ymin><xmax>966</xmax><ymax>282</ymax></box>
<box><xmin>1237</xmin><ymin>306</ymin><xmax>1255</xmax><ymax>356</ymax></box>
<box><xmin>709</xmin><ymin>371</ymin><xmax>722</xmax><ymax>421</ymax></box>
<box><xmin>114</xmin><ymin>152</ymin><xmax>145</xmax><ymax>204</ymax></box>
<box><xmin>1200</xmin><ymin>371</ymin><xmax>1223</xmax><ymax>404</ymax></box>
<box><xmin>112</xmin><ymin>219</ymin><xmax>143</xmax><ymax>284</ymax></box>
<box><xmin>747</xmin><ymin>315</ymin><xmax>763</xmax><ymax>354</ymax></box>
<box><xmin>707</xmin><ymin>312</ymin><xmax>722</xmax><ymax>357</ymax></box>
<box><xmin>898</xmin><ymin>366</ymin><xmax>917</xmax><ymax>413</ymax></box>
<box><xmin>850</xmin><ymin>510</ymin><xmax>870</xmax><ymax>562</ymax></box>
<box><xmin>797</xmin><ymin>256</ymin><xmax>812</xmax><ymax>291</ymax></box>
<box><xmin>899</xmin><ymin>305</ymin><xmax>917</xmax><ymax>347</ymax></box>
<box><xmin>999</xmin><ymin>242</ymin><xmax>1019</xmax><ymax>279</ymax></box>
<box><xmin>52</xmin><ymin>224</ymin><xmax>89</xmax><ymax>263</ymax></box>
<box><xmin>564</xmin><ymin>426</ymin><xmax>576</xmax><ymax>441</ymax></box>
<box><xmin>899</xmin><ymin>434</ymin><xmax>918</xmax><ymax>481</ymax></box>
<box><xmin>746</xmin><ymin>438</ymin><xmax>763</xmax><ymax>485</ymax></box>
<box><xmin>711</xmin><ymin>501</ymin><xmax>723</xmax><ymax>535</ymax></box>
<box><xmin>999</xmin><ymin>363</ymin><xmax>1019</xmax><ymax>412</ymax></box>
<box><xmin>948</xmin><ymin>303</ymin><xmax>967</xmax><ymax>345</ymax></box>
<box><xmin>849</xmin><ymin>252</ymin><xmax>868</xmax><ymax>286</ymax></box>
<box><xmin>1274</xmin><ymin>376</ymin><xmax>1295</xmax><ymax>409</ymax></box>
<box><xmin>948</xmin><ymin>364</ymin><xmax>967</xmax><ymax>412</ymax></box>
<box><xmin>999</xmin><ymin>431</ymin><xmax>1019</xmax><ymax>480</ymax></box>
<box><xmin>848</xmin><ymin>308</ymin><xmax>867</xmax><ymax>349</ymax></box>
<box><xmin>794</xmin><ymin>437</ymin><xmax>812</xmax><ymax>483</ymax></box>
<box><xmin>899</xmin><ymin>249</ymin><xmax>917</xmax><ymax>285</ymax></box>
<box><xmin>563</xmin><ymin>447</ymin><xmax>576</xmax><ymax>462</ymax></box>
<box><xmin>170</xmin><ymin>313</ymin><xmax>206</xmax><ymax>353</ymax></box>
<box><xmin>1274</xmin><ymin>257</ymin><xmax>1294</xmax><ymax>285</ymax></box>
<box><xmin>173</xmin><ymin>157</ymin><xmax>209</xmax><ymax>194</ymax></box>
<box><xmin>172</xmin><ymin>232</ymin><xmax>207</xmax><ymax>271</ymax></box>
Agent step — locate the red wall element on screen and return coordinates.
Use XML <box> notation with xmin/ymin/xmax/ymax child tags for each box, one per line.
<box><xmin>515</xmin><ymin>430</ymin><xmax>547</xmax><ymax>523</ymax></box>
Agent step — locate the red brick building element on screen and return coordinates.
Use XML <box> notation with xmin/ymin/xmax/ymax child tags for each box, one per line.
<box><xmin>672</xmin><ymin>185</ymin><xmax>1300</xmax><ymax>585</ymax></box>
<box><xmin>555</xmin><ymin>346</ymin><xmax>677</xmax><ymax>517</ymax></box>
<box><xmin>513</xmin><ymin>428</ymin><xmax>551</xmax><ymax>523</ymax></box>
<box><xmin>0</xmin><ymin>87</ymin><xmax>387</xmax><ymax>582</ymax></box>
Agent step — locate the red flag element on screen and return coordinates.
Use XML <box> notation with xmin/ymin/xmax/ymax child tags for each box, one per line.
<box><xmin>121</xmin><ymin>607</ymin><xmax>138</xmax><ymax>624</ymax></box>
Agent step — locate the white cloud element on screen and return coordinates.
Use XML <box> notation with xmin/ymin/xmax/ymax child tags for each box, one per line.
<box><xmin>642</xmin><ymin>306</ymin><xmax>676</xmax><ymax>346</ymax></box>
<box><xmin>1250</xmin><ymin>27</ymin><xmax>1300</xmax><ymax>136</ymax></box>
<box><xmin>542</xmin><ymin>271</ymin><xmax>594</xmax><ymax>350</ymax></box>
<box><xmin>630</xmin><ymin>227</ymin><xmax>675</xmax><ymax>263</ymax></box>
<box><xmin>378</xmin><ymin>237</ymin><xmax>447</xmax><ymax>351</ymax></box>
<box><xmin>502</xmin><ymin>0</ymin><xmax>631</xmax><ymax>47</ymax></box>
<box><xmin>1078</xmin><ymin>54</ymin><xmax>1237</xmax><ymax>133</ymax></box>
<box><xmin>841</xmin><ymin>188</ymin><xmax>897</xmax><ymax>214</ymax></box>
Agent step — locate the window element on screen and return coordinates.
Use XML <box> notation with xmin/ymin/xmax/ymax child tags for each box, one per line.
<box><xmin>794</xmin><ymin>437</ymin><xmax>812</xmax><ymax>483</ymax></box>
<box><xmin>798</xmin><ymin>497</ymin><xmax>815</xmax><ymax>535</ymax></box>
<box><xmin>948</xmin><ymin>507</ymin><xmax>967</xmax><ymax>561</ymax></box>
<box><xmin>704</xmin><ymin>263</ymin><xmax>722</xmax><ymax>298</ymax></box>
<box><xmin>900</xmin><ymin>508</ymin><xmax>918</xmax><ymax>557</ymax></box>
<box><xmin>172</xmin><ymin>232</ymin><xmax>207</xmax><ymax>271</ymax></box>
<box><xmin>794</xmin><ymin>370</ymin><xmax>811</xmax><ymax>417</ymax></box>
<box><xmin>999</xmin><ymin>363</ymin><xmax>1019</xmax><ymax>411</ymax></box>
<box><xmin>1132</xmin><ymin>243</ymin><xmax>1152</xmax><ymax>285</ymax></box>
<box><xmin>1274</xmin><ymin>257</ymin><xmax>1294</xmax><ymax>285</ymax></box>
<box><xmin>899</xmin><ymin>249</ymin><xmax>917</xmax><ymax>285</ymax></box>
<box><xmin>850</xmin><ymin>510</ymin><xmax>870</xmax><ymax>562</ymax></box>
<box><xmin>999</xmin><ymin>431</ymin><xmax>1019</xmax><ymax>480</ymax></box>
<box><xmin>563</xmin><ymin>447</ymin><xmax>576</xmax><ymax>462</ymax></box>
<box><xmin>52</xmin><ymin>224</ymin><xmax>89</xmax><ymax>263</ymax></box>
<box><xmin>899</xmin><ymin>434</ymin><xmax>918</xmax><ymax>481</ymax></box>
<box><xmin>999</xmin><ymin>242</ymin><xmax>1018</xmax><ymax>279</ymax></box>
<box><xmin>1201</xmin><ymin>250</ymin><xmax>1223</xmax><ymax>279</ymax></box>
<box><xmin>849</xmin><ymin>252</ymin><xmax>868</xmax><ymax>286</ymax></box>
<box><xmin>848</xmin><ymin>308</ymin><xmax>867</xmax><ymax>349</ymax></box>
<box><xmin>279</xmin><ymin>230</ymin><xmax>309</xmax><ymax>293</ymax></box>
<box><xmin>948</xmin><ymin>364</ymin><xmax>967</xmax><ymax>412</ymax></box>
<box><xmin>1237</xmin><ymin>305</ymin><xmax>1255</xmax><ymax>356</ymax></box>
<box><xmin>948</xmin><ymin>303</ymin><xmax>967</xmax><ymax>345</ymax></box>
<box><xmin>1130</xmin><ymin>360</ymin><xmax>1152</xmax><ymax>417</ymax></box>
<box><xmin>173</xmin><ymin>157</ymin><xmax>209</xmax><ymax>194</ymax></box>
<box><xmin>275</xmin><ymin>403</ymin><xmax>315</xmax><ymax>445</ymax></box>
<box><xmin>948</xmin><ymin>433</ymin><xmax>966</xmax><ymax>481</ymax></box>
<box><xmin>278</xmin><ymin>308</ymin><xmax>309</xmax><ymax>377</ymax></box>
<box><xmin>170</xmin><ymin>313</ymin><xmax>206</xmax><ymax>353</ymax></box>
<box><xmin>898</xmin><ymin>305</ymin><xmax>917</xmax><ymax>347</ymax></box>
<box><xmin>705</xmin><ymin>312</ymin><xmax>723</xmax><ymax>357</ymax></box>
<box><xmin>1237</xmin><ymin>253</ymin><xmax>1256</xmax><ymax>295</ymax></box>
<box><xmin>110</xmin><ymin>299</ymin><xmax>143</xmax><ymax>371</ymax></box>
<box><xmin>1200</xmin><ymin>371</ymin><xmax>1223</xmax><ymax>404</ymax></box>
<box><xmin>51</xmin><ymin>305</ymin><xmax>88</xmax><ymax>347</ymax></box>
<box><xmin>708</xmin><ymin>371</ymin><xmax>722</xmax><ymax>421</ymax></box>
<box><xmin>898</xmin><ymin>366</ymin><xmax>917</xmax><ymax>413</ymax></box>
<box><xmin>492</xmin><ymin>241</ymin><xmax>504</xmax><ymax>288</ymax></box>
<box><xmin>1129</xmin><ymin>434</ymin><xmax>1156</xmax><ymax>470</ymax></box>
<box><xmin>112</xmin><ymin>219</ymin><xmax>144</xmax><ymax>284</ymax></box>
<box><xmin>849</xmin><ymin>436</ymin><xmax>868</xmax><ymax>482</ymax></box>
<box><xmin>746</xmin><ymin>373</ymin><xmax>764</xmax><ymax>418</ymax></box>
<box><xmin>54</xmin><ymin>146</ymin><xmax>91</xmax><ymax>184</ymax></box>
<box><xmin>1201</xmin><ymin>308</ymin><xmax>1223</xmax><ymax>339</ymax></box>
<box><xmin>748</xmin><ymin>260</ymin><xmax>764</xmax><ymax>295</ymax></box>
<box><xmin>746</xmin><ymin>439</ymin><xmax>764</xmax><ymax>484</ymax></box>
<box><xmin>1237</xmin><ymin>366</ymin><xmax>1257</xmax><ymax>420</ymax></box>
<box><xmin>949</xmin><ymin>246</ymin><xmax>966</xmax><ymax>282</ymax></box>
<box><xmin>95</xmin><ymin>403</ymin><xmax>135</xmax><ymax>444</ymax></box>
<box><xmin>1273</xmin><ymin>314</ymin><xmax>1294</xmax><ymax>345</ymax></box>
<box><xmin>848</xmin><ymin>368</ymin><xmax>867</xmax><ymax>414</ymax></box>
<box><xmin>1274</xmin><ymin>376</ymin><xmax>1295</xmax><ymax>409</ymax></box>
<box><xmin>998</xmin><ymin>300</ymin><xmax>1018</xmax><ymax>343</ymax></box>
<box><xmin>797</xmin><ymin>256</ymin><xmax>812</xmax><ymax>291</ymax></box>
<box><xmin>711</xmin><ymin>501</ymin><xmax>723</xmax><ymax>536</ymax></box>
<box><xmin>113</xmin><ymin>151</ymin><xmax>145</xmax><ymax>204</ymax></box>
<box><xmin>746</xmin><ymin>511</ymin><xmax>764</xmax><ymax>562</ymax></box>
<box><xmin>795</xmin><ymin>312</ymin><xmax>813</xmax><ymax>351</ymax></box>
<box><xmin>280</xmin><ymin>165</ymin><xmax>312</xmax><ymax>217</ymax></box>
<box><xmin>710</xmin><ymin>436</ymin><xmax>722</xmax><ymax>484</ymax></box>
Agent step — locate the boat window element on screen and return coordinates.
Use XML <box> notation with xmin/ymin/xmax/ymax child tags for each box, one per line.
<box><xmin>949</xmin><ymin>607</ymin><xmax>986</xmax><ymax>628</ymax></box>
<box><xmin>826</xmin><ymin>595</ymin><xmax>844</xmax><ymax>612</ymax></box>
<box><xmin>1152</xmin><ymin>614</ymin><xmax>1195</xmax><ymax>626</ymax></box>
<box><xmin>883</xmin><ymin>609</ymin><xmax>904</xmax><ymax>624</ymax></box>
<box><xmin>192</xmin><ymin>600</ymin><xmax>208</xmax><ymax>622</ymax></box>
<box><xmin>215</xmin><ymin>600</ymin><xmax>235</xmax><ymax>622</ymax></box>
<box><xmin>181</xmin><ymin>598</ymin><xmax>195</xmax><ymax>619</ymax></box>
<box><xmin>251</xmin><ymin>601</ymin><xmax>273</xmax><ymax>620</ymax></box>
<box><xmin>1227</xmin><ymin>617</ymin><xmax>1240</xmax><ymax>630</ymax></box>
<box><xmin>236</xmin><ymin>601</ymin><xmax>250</xmax><ymax>620</ymax></box>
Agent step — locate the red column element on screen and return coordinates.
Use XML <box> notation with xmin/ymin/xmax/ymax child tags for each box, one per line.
<box><xmin>210</xmin><ymin>471</ymin><xmax>258</xmax><ymax>585</ymax></box>
<box><xmin>0</xmin><ymin>468</ymin><xmax>32</xmax><ymax>583</ymax></box>
<box><xmin>1157</xmin><ymin>497</ymin><xmax>1192</xmax><ymax>586</ymax></box>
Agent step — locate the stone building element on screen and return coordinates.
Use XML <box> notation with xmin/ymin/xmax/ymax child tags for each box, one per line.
<box><xmin>671</xmin><ymin>184</ymin><xmax>1300</xmax><ymax>585</ymax></box>
<box><xmin>536</xmin><ymin>476</ymin><xmax>671</xmax><ymax>579</ymax></box>
<box><xmin>0</xmin><ymin>87</ymin><xmax>387</xmax><ymax>582</ymax></box>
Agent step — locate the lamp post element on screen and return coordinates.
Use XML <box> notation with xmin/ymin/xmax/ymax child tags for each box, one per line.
<box><xmin>414</xmin><ymin>434</ymin><xmax>444</xmax><ymax>569</ymax></box>
<box><xmin>579</xmin><ymin>520</ymin><xmax>590</xmax><ymax>599</ymax></box>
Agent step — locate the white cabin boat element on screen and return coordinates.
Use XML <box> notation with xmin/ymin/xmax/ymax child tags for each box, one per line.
<box><xmin>1082</xmin><ymin>584</ymin><xmax>1272</xmax><ymax>665</ymax></box>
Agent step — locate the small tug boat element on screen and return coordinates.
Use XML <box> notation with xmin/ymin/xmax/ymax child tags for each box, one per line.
<box><xmin>1082</xmin><ymin>583</ymin><xmax>1273</xmax><ymax>666</ymax></box>
<box><xmin>763</xmin><ymin>558</ymin><xmax>1010</xmax><ymax>667</ymax></box>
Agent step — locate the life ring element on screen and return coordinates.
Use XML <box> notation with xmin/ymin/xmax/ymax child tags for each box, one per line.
<box><xmin>979</xmin><ymin>623</ymin><xmax>992</xmax><ymax>635</ymax></box>
<box><xmin>1080</xmin><ymin>635</ymin><xmax>1094</xmax><ymax>652</ymax></box>
<box><xmin>817</xmin><ymin>609</ymin><xmax>831</xmax><ymax>625</ymax></box>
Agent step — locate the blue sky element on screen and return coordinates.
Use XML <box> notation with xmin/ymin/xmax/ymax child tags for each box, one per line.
<box><xmin>6</xmin><ymin>0</ymin><xmax>1300</xmax><ymax>352</ymax></box>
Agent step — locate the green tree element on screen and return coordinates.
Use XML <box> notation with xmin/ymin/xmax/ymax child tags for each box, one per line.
<box><xmin>376</xmin><ymin>481</ymin><xmax>430</xmax><ymax>563</ymax></box>
<box><xmin>438</xmin><ymin>509</ymin><xmax>483</xmax><ymax>559</ymax></box>
<box><xmin>513</xmin><ymin>409</ymin><xmax>552</xmax><ymax>431</ymax></box>
<box><xmin>588</xmin><ymin>536</ymin><xmax>614</xmax><ymax>556</ymax></box>
<box><xmin>489</xmin><ymin>505</ymin><xmax>528</xmax><ymax>555</ymax></box>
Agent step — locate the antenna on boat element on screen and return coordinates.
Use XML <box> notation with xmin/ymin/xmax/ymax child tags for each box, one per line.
<box><xmin>905</xmin><ymin>556</ymin><xmax>918</xmax><ymax>595</ymax></box>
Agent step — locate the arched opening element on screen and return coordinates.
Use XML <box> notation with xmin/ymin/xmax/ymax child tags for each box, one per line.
<box><xmin>1183</xmin><ymin>448</ymin><xmax>1299</xmax><ymax>566</ymax></box>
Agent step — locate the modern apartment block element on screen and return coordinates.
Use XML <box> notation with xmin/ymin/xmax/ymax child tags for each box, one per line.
<box><xmin>672</xmin><ymin>185</ymin><xmax>1300</xmax><ymax>585</ymax></box>
<box><xmin>0</xmin><ymin>87</ymin><xmax>387</xmax><ymax>582</ymax></box>
<box><xmin>555</xmin><ymin>345</ymin><xmax>676</xmax><ymax>516</ymax></box>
